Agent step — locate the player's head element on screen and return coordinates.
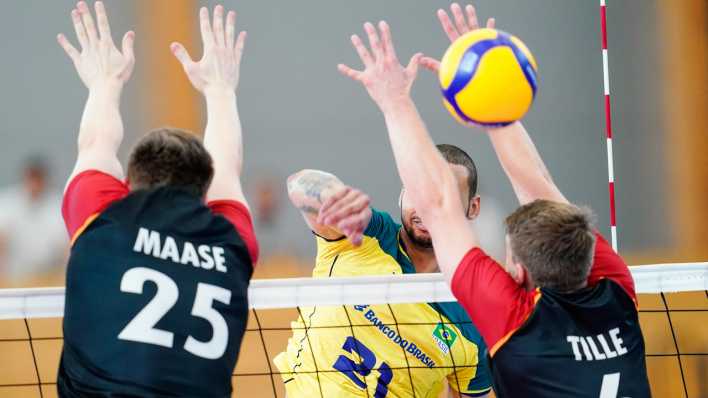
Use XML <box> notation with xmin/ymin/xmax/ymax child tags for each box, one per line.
<box><xmin>503</xmin><ymin>200</ymin><xmax>596</xmax><ymax>291</ymax></box>
<box><xmin>22</xmin><ymin>156</ymin><xmax>49</xmax><ymax>200</ymax></box>
<box><xmin>400</xmin><ymin>144</ymin><xmax>480</xmax><ymax>249</ymax></box>
<box><xmin>127</xmin><ymin>128</ymin><xmax>214</xmax><ymax>198</ymax></box>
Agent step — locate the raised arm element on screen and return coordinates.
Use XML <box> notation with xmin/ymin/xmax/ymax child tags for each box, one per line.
<box><xmin>287</xmin><ymin>169</ymin><xmax>372</xmax><ymax>246</ymax></box>
<box><xmin>57</xmin><ymin>1</ymin><xmax>135</xmax><ymax>185</ymax></box>
<box><xmin>486</xmin><ymin>123</ymin><xmax>566</xmax><ymax>204</ymax></box>
<box><xmin>419</xmin><ymin>3</ymin><xmax>565</xmax><ymax>205</ymax></box>
<box><xmin>337</xmin><ymin>22</ymin><xmax>477</xmax><ymax>283</ymax></box>
<box><xmin>171</xmin><ymin>5</ymin><xmax>248</xmax><ymax>205</ymax></box>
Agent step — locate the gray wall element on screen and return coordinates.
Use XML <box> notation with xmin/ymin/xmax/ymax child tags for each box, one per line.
<box><xmin>0</xmin><ymin>1</ymin><xmax>667</xmax><ymax>258</ymax></box>
<box><xmin>0</xmin><ymin>0</ymin><xmax>138</xmax><ymax>183</ymax></box>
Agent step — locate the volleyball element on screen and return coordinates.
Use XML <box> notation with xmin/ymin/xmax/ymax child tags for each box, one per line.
<box><xmin>438</xmin><ymin>28</ymin><xmax>538</xmax><ymax>127</ymax></box>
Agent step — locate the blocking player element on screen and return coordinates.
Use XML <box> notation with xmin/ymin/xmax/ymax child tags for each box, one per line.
<box><xmin>56</xmin><ymin>2</ymin><xmax>257</xmax><ymax>397</ymax></box>
<box><xmin>334</xmin><ymin>3</ymin><xmax>651</xmax><ymax>397</ymax></box>
<box><xmin>274</xmin><ymin>147</ymin><xmax>492</xmax><ymax>397</ymax></box>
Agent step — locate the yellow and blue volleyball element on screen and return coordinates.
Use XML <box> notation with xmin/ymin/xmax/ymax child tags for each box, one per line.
<box><xmin>439</xmin><ymin>28</ymin><xmax>538</xmax><ymax>127</ymax></box>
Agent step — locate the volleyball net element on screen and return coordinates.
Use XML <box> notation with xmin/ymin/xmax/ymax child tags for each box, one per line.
<box><xmin>0</xmin><ymin>262</ymin><xmax>706</xmax><ymax>398</ymax></box>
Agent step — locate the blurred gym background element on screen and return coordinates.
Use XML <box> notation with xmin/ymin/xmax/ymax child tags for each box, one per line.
<box><xmin>0</xmin><ymin>1</ymin><xmax>705</xmax><ymax>397</ymax></box>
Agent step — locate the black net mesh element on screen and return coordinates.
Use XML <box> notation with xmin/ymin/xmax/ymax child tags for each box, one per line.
<box><xmin>0</xmin><ymin>289</ymin><xmax>706</xmax><ymax>397</ymax></box>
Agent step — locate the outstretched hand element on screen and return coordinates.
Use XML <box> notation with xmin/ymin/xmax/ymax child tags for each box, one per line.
<box><xmin>317</xmin><ymin>186</ymin><xmax>372</xmax><ymax>247</ymax></box>
<box><xmin>338</xmin><ymin>21</ymin><xmax>422</xmax><ymax>113</ymax></box>
<box><xmin>420</xmin><ymin>3</ymin><xmax>495</xmax><ymax>73</ymax></box>
<box><xmin>171</xmin><ymin>5</ymin><xmax>246</xmax><ymax>96</ymax></box>
<box><xmin>57</xmin><ymin>1</ymin><xmax>135</xmax><ymax>90</ymax></box>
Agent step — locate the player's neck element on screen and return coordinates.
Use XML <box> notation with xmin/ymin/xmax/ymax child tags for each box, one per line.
<box><xmin>399</xmin><ymin>229</ymin><xmax>438</xmax><ymax>274</ymax></box>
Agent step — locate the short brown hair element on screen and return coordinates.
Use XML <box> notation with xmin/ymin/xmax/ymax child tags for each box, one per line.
<box><xmin>505</xmin><ymin>200</ymin><xmax>596</xmax><ymax>291</ymax></box>
<box><xmin>127</xmin><ymin>128</ymin><xmax>213</xmax><ymax>197</ymax></box>
<box><xmin>436</xmin><ymin>144</ymin><xmax>478</xmax><ymax>199</ymax></box>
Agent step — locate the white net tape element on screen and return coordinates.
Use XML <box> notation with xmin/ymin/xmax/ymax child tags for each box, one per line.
<box><xmin>0</xmin><ymin>263</ymin><xmax>705</xmax><ymax>320</ymax></box>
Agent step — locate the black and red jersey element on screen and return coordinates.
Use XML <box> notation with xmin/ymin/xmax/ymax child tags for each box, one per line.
<box><xmin>452</xmin><ymin>233</ymin><xmax>651</xmax><ymax>397</ymax></box>
<box><xmin>58</xmin><ymin>170</ymin><xmax>258</xmax><ymax>398</ymax></box>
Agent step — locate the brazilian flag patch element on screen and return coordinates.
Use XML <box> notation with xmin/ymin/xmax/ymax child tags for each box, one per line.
<box><xmin>432</xmin><ymin>322</ymin><xmax>458</xmax><ymax>354</ymax></box>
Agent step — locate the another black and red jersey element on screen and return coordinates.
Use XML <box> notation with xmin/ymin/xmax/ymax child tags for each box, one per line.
<box><xmin>58</xmin><ymin>170</ymin><xmax>258</xmax><ymax>398</ymax></box>
<box><xmin>452</xmin><ymin>233</ymin><xmax>651</xmax><ymax>398</ymax></box>
<box><xmin>489</xmin><ymin>279</ymin><xmax>649</xmax><ymax>397</ymax></box>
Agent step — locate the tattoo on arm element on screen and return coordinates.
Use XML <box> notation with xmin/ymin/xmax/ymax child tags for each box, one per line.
<box><xmin>288</xmin><ymin>170</ymin><xmax>340</xmax><ymax>205</ymax></box>
<box><xmin>300</xmin><ymin>175</ymin><xmax>335</xmax><ymax>202</ymax></box>
<box><xmin>297</xmin><ymin>204</ymin><xmax>320</xmax><ymax>215</ymax></box>
<box><xmin>288</xmin><ymin>170</ymin><xmax>347</xmax><ymax>237</ymax></box>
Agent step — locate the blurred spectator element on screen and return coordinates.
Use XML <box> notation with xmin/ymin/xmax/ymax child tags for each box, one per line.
<box><xmin>250</xmin><ymin>173</ymin><xmax>314</xmax><ymax>263</ymax></box>
<box><xmin>0</xmin><ymin>157</ymin><xmax>66</xmax><ymax>284</ymax></box>
<box><xmin>254</xmin><ymin>175</ymin><xmax>280</xmax><ymax>228</ymax></box>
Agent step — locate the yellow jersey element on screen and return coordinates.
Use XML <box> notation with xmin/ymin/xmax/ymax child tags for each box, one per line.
<box><xmin>274</xmin><ymin>209</ymin><xmax>492</xmax><ymax>397</ymax></box>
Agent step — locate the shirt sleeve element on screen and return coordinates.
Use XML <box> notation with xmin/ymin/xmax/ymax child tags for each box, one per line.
<box><xmin>587</xmin><ymin>232</ymin><xmax>636</xmax><ymax>300</ymax></box>
<box><xmin>208</xmin><ymin>200</ymin><xmax>259</xmax><ymax>266</ymax></box>
<box><xmin>312</xmin><ymin>208</ymin><xmax>400</xmax><ymax>277</ymax></box>
<box><xmin>448</xmin><ymin>355</ymin><xmax>493</xmax><ymax>396</ymax></box>
<box><xmin>451</xmin><ymin>248</ymin><xmax>538</xmax><ymax>355</ymax></box>
<box><xmin>62</xmin><ymin>170</ymin><xmax>129</xmax><ymax>242</ymax></box>
<box><xmin>363</xmin><ymin>208</ymin><xmax>400</xmax><ymax>242</ymax></box>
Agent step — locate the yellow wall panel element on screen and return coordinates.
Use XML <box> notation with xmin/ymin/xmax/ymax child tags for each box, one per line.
<box><xmin>0</xmin><ymin>341</ymin><xmax>39</xmax><ymax>385</ymax></box>
<box><xmin>0</xmin><ymin>320</ymin><xmax>28</xmax><ymax>340</ymax></box>
<box><xmin>646</xmin><ymin>356</ymin><xmax>685</xmax><ymax>397</ymax></box>
<box><xmin>0</xmin><ymin>386</ymin><xmax>41</xmax><ymax>398</ymax></box>
<box><xmin>669</xmin><ymin>312</ymin><xmax>708</xmax><ymax>354</ymax></box>
<box><xmin>234</xmin><ymin>331</ymin><xmax>271</xmax><ymax>375</ymax></box>
<box><xmin>32</xmin><ymin>340</ymin><xmax>62</xmax><ymax>384</ymax></box>
<box><xmin>639</xmin><ymin>312</ymin><xmax>677</xmax><ymax>355</ymax></box>
<box><xmin>27</xmin><ymin>318</ymin><xmax>62</xmax><ymax>339</ymax></box>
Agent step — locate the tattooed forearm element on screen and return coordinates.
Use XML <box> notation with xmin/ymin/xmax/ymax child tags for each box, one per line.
<box><xmin>297</xmin><ymin>205</ymin><xmax>320</xmax><ymax>215</ymax></box>
<box><xmin>287</xmin><ymin>170</ymin><xmax>341</xmax><ymax>204</ymax></box>
<box><xmin>287</xmin><ymin>170</ymin><xmax>347</xmax><ymax>237</ymax></box>
<box><xmin>300</xmin><ymin>176</ymin><xmax>332</xmax><ymax>202</ymax></box>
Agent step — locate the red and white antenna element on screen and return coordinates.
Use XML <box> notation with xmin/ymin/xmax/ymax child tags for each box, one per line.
<box><xmin>600</xmin><ymin>0</ymin><xmax>618</xmax><ymax>251</ymax></box>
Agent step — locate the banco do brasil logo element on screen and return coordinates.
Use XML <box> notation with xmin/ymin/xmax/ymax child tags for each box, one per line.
<box><xmin>432</xmin><ymin>323</ymin><xmax>458</xmax><ymax>354</ymax></box>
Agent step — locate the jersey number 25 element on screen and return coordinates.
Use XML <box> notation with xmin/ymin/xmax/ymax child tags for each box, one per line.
<box><xmin>117</xmin><ymin>267</ymin><xmax>231</xmax><ymax>360</ymax></box>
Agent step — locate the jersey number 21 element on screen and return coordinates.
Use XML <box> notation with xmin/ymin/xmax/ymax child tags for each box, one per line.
<box><xmin>333</xmin><ymin>336</ymin><xmax>393</xmax><ymax>397</ymax></box>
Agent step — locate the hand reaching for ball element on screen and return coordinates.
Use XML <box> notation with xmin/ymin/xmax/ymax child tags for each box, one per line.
<box><xmin>57</xmin><ymin>1</ymin><xmax>135</xmax><ymax>91</ymax></box>
<box><xmin>338</xmin><ymin>21</ymin><xmax>423</xmax><ymax>113</ymax></box>
<box><xmin>420</xmin><ymin>3</ymin><xmax>495</xmax><ymax>73</ymax></box>
<box><xmin>171</xmin><ymin>5</ymin><xmax>246</xmax><ymax>96</ymax></box>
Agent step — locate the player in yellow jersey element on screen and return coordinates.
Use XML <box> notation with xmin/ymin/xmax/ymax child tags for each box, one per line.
<box><xmin>276</xmin><ymin>160</ymin><xmax>496</xmax><ymax>397</ymax></box>
<box><xmin>275</xmin><ymin>5</ymin><xmax>496</xmax><ymax>397</ymax></box>
<box><xmin>275</xmin><ymin>147</ymin><xmax>493</xmax><ymax>398</ymax></box>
